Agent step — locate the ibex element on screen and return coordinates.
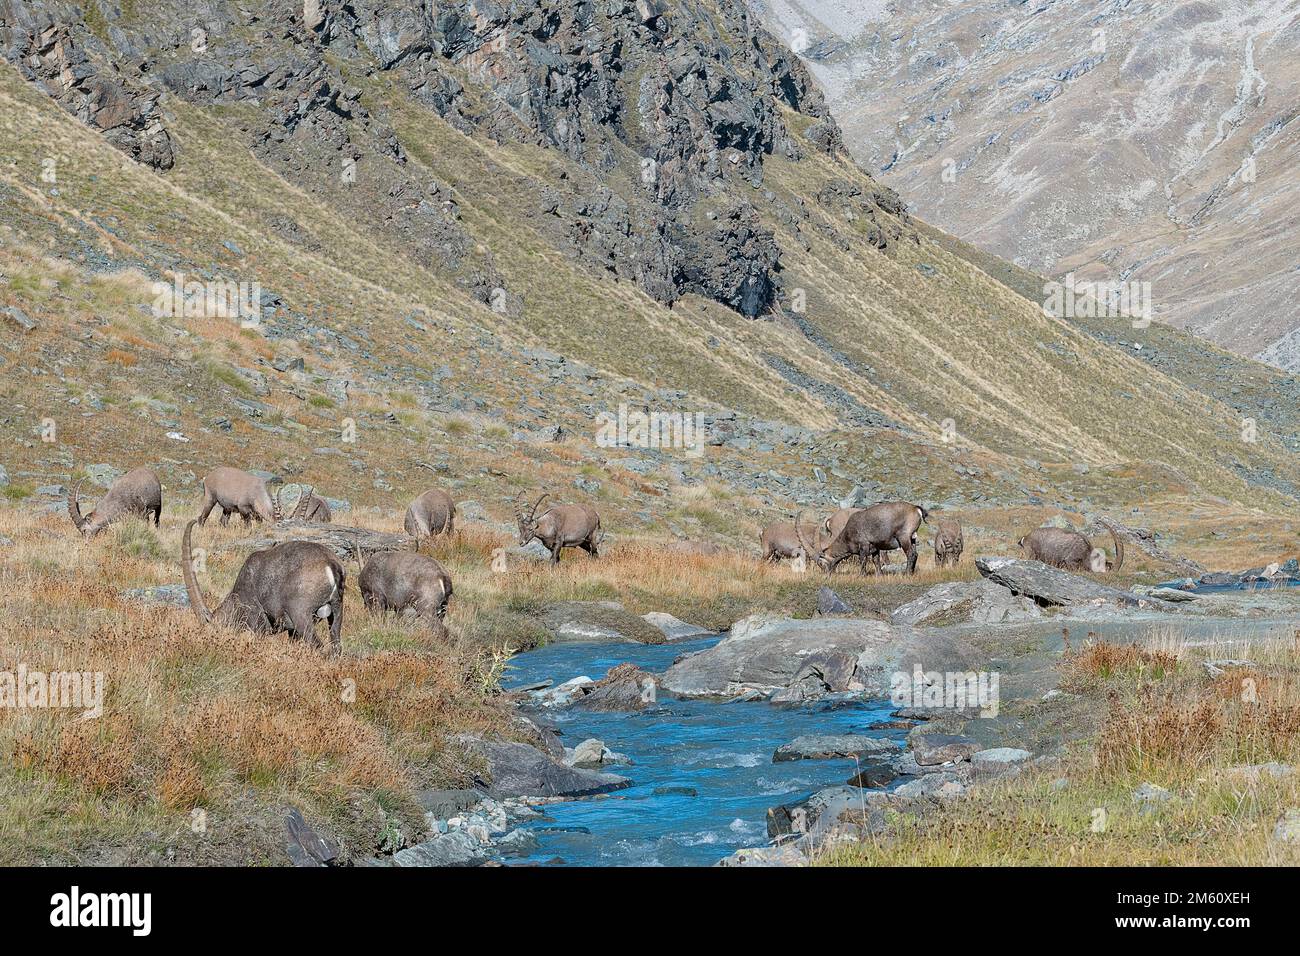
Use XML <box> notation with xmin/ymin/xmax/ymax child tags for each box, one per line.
<box><xmin>760</xmin><ymin>521</ymin><xmax>805</xmax><ymax>562</ymax></box>
<box><xmin>799</xmin><ymin>501</ymin><xmax>929</xmax><ymax>575</ymax></box>
<box><xmin>181</xmin><ymin>520</ymin><xmax>345</xmax><ymax>653</ymax></box>
<box><xmin>404</xmin><ymin>488</ymin><xmax>455</xmax><ymax>538</ymax></box>
<box><xmin>67</xmin><ymin>466</ymin><xmax>162</xmax><ymax>537</ymax></box>
<box><xmin>354</xmin><ymin>545</ymin><xmax>454</xmax><ymax>634</ymax></box>
<box><xmin>1018</xmin><ymin>522</ymin><xmax>1124</xmax><ymax>572</ymax></box>
<box><xmin>516</xmin><ymin>494</ymin><xmax>601</xmax><ymax>563</ymax></box>
<box><xmin>283</xmin><ymin>486</ymin><xmax>332</xmax><ymax>523</ymax></box>
<box><xmin>933</xmin><ymin>518</ymin><xmax>964</xmax><ymax>567</ymax></box>
<box><xmin>196</xmin><ymin>467</ymin><xmax>281</xmax><ymax>526</ymax></box>
<box><xmin>824</xmin><ymin>507</ymin><xmax>872</xmax><ymax>572</ymax></box>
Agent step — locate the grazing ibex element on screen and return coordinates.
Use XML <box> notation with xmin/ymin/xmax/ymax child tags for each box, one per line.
<box><xmin>760</xmin><ymin>521</ymin><xmax>805</xmax><ymax>563</ymax></box>
<box><xmin>181</xmin><ymin>520</ymin><xmax>344</xmax><ymax>653</ymax></box>
<box><xmin>824</xmin><ymin>507</ymin><xmax>872</xmax><ymax>572</ymax></box>
<box><xmin>282</xmin><ymin>485</ymin><xmax>332</xmax><ymax>523</ymax></box>
<box><xmin>933</xmin><ymin>518</ymin><xmax>964</xmax><ymax>567</ymax></box>
<box><xmin>196</xmin><ymin>467</ymin><xmax>281</xmax><ymax>526</ymax></box>
<box><xmin>67</xmin><ymin>466</ymin><xmax>162</xmax><ymax>537</ymax></box>
<box><xmin>354</xmin><ymin>545</ymin><xmax>453</xmax><ymax>634</ymax></box>
<box><xmin>404</xmin><ymin>488</ymin><xmax>455</xmax><ymax>539</ymax></box>
<box><xmin>1018</xmin><ymin>522</ymin><xmax>1124</xmax><ymax>572</ymax></box>
<box><xmin>515</xmin><ymin>494</ymin><xmax>601</xmax><ymax>563</ymax></box>
<box><xmin>799</xmin><ymin>501</ymin><xmax>929</xmax><ymax>575</ymax></box>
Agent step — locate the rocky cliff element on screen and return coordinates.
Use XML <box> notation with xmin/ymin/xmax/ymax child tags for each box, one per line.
<box><xmin>1</xmin><ymin>0</ymin><xmax>901</xmax><ymax>318</ymax></box>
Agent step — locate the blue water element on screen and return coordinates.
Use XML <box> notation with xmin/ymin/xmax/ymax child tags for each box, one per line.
<box><xmin>502</xmin><ymin>637</ymin><xmax>899</xmax><ymax>867</ymax></box>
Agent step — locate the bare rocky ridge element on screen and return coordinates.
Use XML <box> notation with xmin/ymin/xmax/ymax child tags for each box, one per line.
<box><xmin>0</xmin><ymin>0</ymin><xmax>890</xmax><ymax>319</ymax></box>
<box><xmin>753</xmin><ymin>0</ymin><xmax>1300</xmax><ymax>370</ymax></box>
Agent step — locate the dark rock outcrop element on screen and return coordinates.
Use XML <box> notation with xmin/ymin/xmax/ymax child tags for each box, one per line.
<box><xmin>460</xmin><ymin>736</ymin><xmax>631</xmax><ymax>799</ymax></box>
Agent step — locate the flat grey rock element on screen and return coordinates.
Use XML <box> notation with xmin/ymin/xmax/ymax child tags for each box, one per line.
<box><xmin>661</xmin><ymin>613</ymin><xmax>981</xmax><ymax>699</ymax></box>
<box><xmin>773</xmin><ymin>734</ymin><xmax>901</xmax><ymax>762</ymax></box>
<box><xmin>975</xmin><ymin>556</ymin><xmax>1174</xmax><ymax>609</ymax></box>
<box><xmin>641</xmin><ymin>611</ymin><xmax>714</xmax><ymax>641</ymax></box>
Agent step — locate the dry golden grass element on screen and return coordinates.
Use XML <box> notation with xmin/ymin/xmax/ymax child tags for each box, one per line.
<box><xmin>821</xmin><ymin>627</ymin><xmax>1300</xmax><ymax>866</ymax></box>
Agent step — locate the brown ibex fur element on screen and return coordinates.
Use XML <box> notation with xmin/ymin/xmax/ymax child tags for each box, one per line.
<box><xmin>67</xmin><ymin>466</ymin><xmax>162</xmax><ymax>537</ymax></box>
<box><xmin>404</xmin><ymin>488</ymin><xmax>455</xmax><ymax>539</ymax></box>
<box><xmin>354</xmin><ymin>543</ymin><xmax>453</xmax><ymax>635</ymax></box>
<box><xmin>182</xmin><ymin>520</ymin><xmax>344</xmax><ymax>653</ymax></box>
<box><xmin>1018</xmin><ymin>522</ymin><xmax>1124</xmax><ymax>572</ymax></box>
<box><xmin>933</xmin><ymin>518</ymin><xmax>964</xmax><ymax>567</ymax></box>
<box><xmin>196</xmin><ymin>467</ymin><xmax>281</xmax><ymax>526</ymax></box>
<box><xmin>516</xmin><ymin>494</ymin><xmax>601</xmax><ymax>563</ymax></box>
<box><xmin>760</xmin><ymin>521</ymin><xmax>805</xmax><ymax>562</ymax></box>
<box><xmin>799</xmin><ymin>501</ymin><xmax>929</xmax><ymax>575</ymax></box>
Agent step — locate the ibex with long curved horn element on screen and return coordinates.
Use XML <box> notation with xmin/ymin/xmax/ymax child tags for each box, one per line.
<box><xmin>515</xmin><ymin>494</ymin><xmax>601</xmax><ymax>563</ymax></box>
<box><xmin>933</xmin><ymin>518</ymin><xmax>964</xmax><ymax>567</ymax></box>
<box><xmin>67</xmin><ymin>466</ymin><xmax>162</xmax><ymax>537</ymax></box>
<box><xmin>798</xmin><ymin>501</ymin><xmax>929</xmax><ymax>575</ymax></box>
<box><xmin>278</xmin><ymin>485</ymin><xmax>331</xmax><ymax>523</ymax></box>
<box><xmin>404</xmin><ymin>488</ymin><xmax>455</xmax><ymax>540</ymax></box>
<box><xmin>1018</xmin><ymin>521</ymin><xmax>1124</xmax><ymax>572</ymax></box>
<box><xmin>196</xmin><ymin>467</ymin><xmax>282</xmax><ymax>526</ymax></box>
<box><xmin>353</xmin><ymin>541</ymin><xmax>453</xmax><ymax>635</ymax></box>
<box><xmin>181</xmin><ymin>520</ymin><xmax>345</xmax><ymax>653</ymax></box>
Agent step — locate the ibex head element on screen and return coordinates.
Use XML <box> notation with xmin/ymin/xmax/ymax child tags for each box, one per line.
<box><xmin>515</xmin><ymin>493</ymin><xmax>549</xmax><ymax>546</ymax></box>
<box><xmin>67</xmin><ymin>480</ymin><xmax>106</xmax><ymax>538</ymax></box>
<box><xmin>272</xmin><ymin>484</ymin><xmax>316</xmax><ymax>523</ymax></box>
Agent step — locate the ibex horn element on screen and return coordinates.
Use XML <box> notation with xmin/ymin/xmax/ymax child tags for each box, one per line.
<box><xmin>181</xmin><ymin>520</ymin><xmax>214</xmax><ymax>624</ymax></box>
<box><xmin>67</xmin><ymin>478</ymin><xmax>88</xmax><ymax>532</ymax></box>
<box><xmin>529</xmin><ymin>493</ymin><xmax>549</xmax><ymax>519</ymax></box>
<box><xmin>292</xmin><ymin>485</ymin><xmax>314</xmax><ymax>521</ymax></box>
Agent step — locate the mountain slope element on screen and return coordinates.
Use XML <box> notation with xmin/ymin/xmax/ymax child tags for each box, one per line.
<box><xmin>753</xmin><ymin>0</ymin><xmax>1300</xmax><ymax>371</ymax></box>
<box><xmin>0</xmin><ymin>0</ymin><xmax>1295</xmax><ymax>537</ymax></box>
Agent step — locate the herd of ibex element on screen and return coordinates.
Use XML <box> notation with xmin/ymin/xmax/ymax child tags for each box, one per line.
<box><xmin>65</xmin><ymin>465</ymin><xmax>1127</xmax><ymax>655</ymax></box>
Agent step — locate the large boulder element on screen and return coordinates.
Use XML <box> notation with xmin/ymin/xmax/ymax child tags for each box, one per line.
<box><xmin>891</xmin><ymin>579</ymin><xmax>1041</xmax><ymax>626</ymax></box>
<box><xmin>975</xmin><ymin>557</ymin><xmax>1176</xmax><ymax>609</ymax></box>
<box><xmin>567</xmin><ymin>663</ymin><xmax>658</xmax><ymax>712</ymax></box>
<box><xmin>660</xmin><ymin>613</ymin><xmax>982</xmax><ymax>699</ymax></box>
<box><xmin>459</xmin><ymin>737</ymin><xmax>631</xmax><ymax>799</ymax></box>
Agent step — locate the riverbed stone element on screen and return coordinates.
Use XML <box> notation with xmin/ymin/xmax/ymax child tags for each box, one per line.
<box><xmin>541</xmin><ymin>601</ymin><xmax>667</xmax><ymax>644</ymax></box>
<box><xmin>567</xmin><ymin>663</ymin><xmax>657</xmax><ymax>711</ymax></box>
<box><xmin>393</xmin><ymin>830</ymin><xmax>485</xmax><ymax>867</ymax></box>
<box><xmin>641</xmin><ymin>611</ymin><xmax>714</xmax><ymax>641</ymax></box>
<box><xmin>911</xmin><ymin>733</ymin><xmax>980</xmax><ymax>766</ymax></box>
<box><xmin>773</xmin><ymin>734</ymin><xmax>901</xmax><ymax>762</ymax></box>
<box><xmin>660</xmin><ymin>613</ymin><xmax>982</xmax><ymax>699</ymax></box>
<box><xmin>890</xmin><ymin>578</ymin><xmax>1041</xmax><ymax>626</ymax></box>
<box><xmin>459</xmin><ymin>737</ymin><xmax>631</xmax><ymax>799</ymax></box>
